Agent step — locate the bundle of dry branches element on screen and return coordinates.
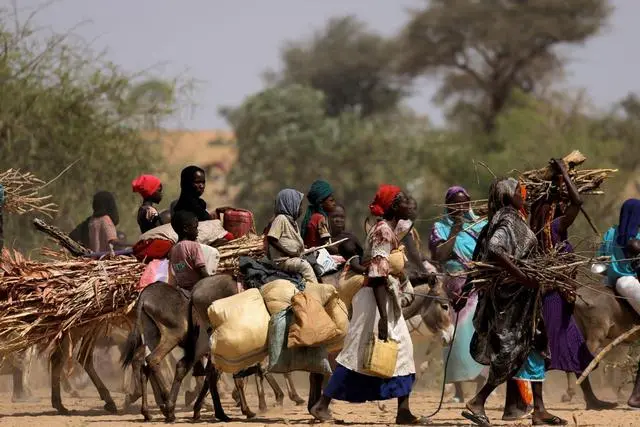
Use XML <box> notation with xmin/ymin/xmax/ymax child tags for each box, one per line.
<box><xmin>0</xmin><ymin>169</ymin><xmax>57</xmax><ymax>216</ymax></box>
<box><xmin>0</xmin><ymin>249</ymin><xmax>144</xmax><ymax>355</ymax></box>
<box><xmin>466</xmin><ymin>250</ymin><xmax>597</xmax><ymax>304</ymax></box>
<box><xmin>217</xmin><ymin>233</ymin><xmax>265</xmax><ymax>276</ymax></box>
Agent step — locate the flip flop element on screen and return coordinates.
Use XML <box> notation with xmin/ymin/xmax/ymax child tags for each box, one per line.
<box><xmin>461</xmin><ymin>410</ymin><xmax>491</xmax><ymax>427</ymax></box>
<box><xmin>533</xmin><ymin>415</ymin><xmax>568</xmax><ymax>426</ymax></box>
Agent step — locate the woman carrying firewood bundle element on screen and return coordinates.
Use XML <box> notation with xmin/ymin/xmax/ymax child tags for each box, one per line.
<box><xmin>459</xmin><ymin>177</ymin><xmax>566</xmax><ymax>427</ymax></box>
<box><xmin>310</xmin><ymin>185</ymin><xmax>428</xmax><ymax>425</ymax></box>
<box><xmin>502</xmin><ymin>159</ymin><xmax>616</xmax><ymax>415</ymax></box>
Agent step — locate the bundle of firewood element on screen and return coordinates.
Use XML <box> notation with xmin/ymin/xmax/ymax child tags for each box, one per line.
<box><xmin>518</xmin><ymin>150</ymin><xmax>616</xmax><ymax>204</ymax></box>
<box><xmin>0</xmin><ymin>169</ymin><xmax>57</xmax><ymax>216</ymax></box>
<box><xmin>0</xmin><ymin>249</ymin><xmax>143</xmax><ymax>355</ymax></box>
<box><xmin>464</xmin><ymin>250</ymin><xmax>601</xmax><ymax>304</ymax></box>
<box><xmin>217</xmin><ymin>233</ymin><xmax>265</xmax><ymax>276</ymax></box>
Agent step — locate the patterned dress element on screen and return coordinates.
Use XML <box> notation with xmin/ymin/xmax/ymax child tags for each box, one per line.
<box><xmin>323</xmin><ymin>219</ymin><xmax>416</xmax><ymax>402</ymax></box>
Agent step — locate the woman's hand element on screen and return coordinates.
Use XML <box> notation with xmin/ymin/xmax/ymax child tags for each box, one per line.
<box><xmin>377</xmin><ymin>318</ymin><xmax>389</xmax><ymax>341</ymax></box>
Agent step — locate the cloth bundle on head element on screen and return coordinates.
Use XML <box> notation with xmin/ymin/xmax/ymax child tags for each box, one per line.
<box><xmin>275</xmin><ymin>189</ymin><xmax>305</xmax><ymax>219</ymax></box>
<box><xmin>369</xmin><ymin>184</ymin><xmax>402</xmax><ymax>217</ymax></box>
<box><xmin>617</xmin><ymin>199</ymin><xmax>640</xmax><ymax>254</ymax></box>
<box><xmin>301</xmin><ymin>179</ymin><xmax>333</xmax><ymax>239</ymax></box>
<box><xmin>132</xmin><ymin>175</ymin><xmax>161</xmax><ymax>199</ymax></box>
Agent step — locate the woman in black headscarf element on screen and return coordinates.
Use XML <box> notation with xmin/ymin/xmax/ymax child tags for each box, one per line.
<box><xmin>70</xmin><ymin>191</ymin><xmax>129</xmax><ymax>252</ymax></box>
<box><xmin>173</xmin><ymin>166</ymin><xmax>212</xmax><ymax>221</ymax></box>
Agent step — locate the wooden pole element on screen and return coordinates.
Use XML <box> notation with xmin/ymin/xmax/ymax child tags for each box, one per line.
<box><xmin>580</xmin><ymin>206</ymin><xmax>600</xmax><ymax>235</ymax></box>
<box><xmin>576</xmin><ymin>324</ymin><xmax>640</xmax><ymax>385</ymax></box>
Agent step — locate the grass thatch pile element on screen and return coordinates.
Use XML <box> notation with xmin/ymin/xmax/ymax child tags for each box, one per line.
<box><xmin>0</xmin><ymin>169</ymin><xmax>57</xmax><ymax>216</ymax></box>
<box><xmin>0</xmin><ymin>249</ymin><xmax>143</xmax><ymax>355</ymax></box>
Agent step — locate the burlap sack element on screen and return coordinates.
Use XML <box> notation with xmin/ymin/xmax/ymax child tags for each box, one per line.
<box><xmin>260</xmin><ymin>279</ymin><xmax>298</xmax><ymax>315</ymax></box>
<box><xmin>324</xmin><ymin>295</ymin><xmax>349</xmax><ymax>352</ymax></box>
<box><xmin>336</xmin><ymin>268</ymin><xmax>365</xmax><ymax>307</ymax></box>
<box><xmin>287</xmin><ymin>293</ymin><xmax>338</xmax><ymax>348</ymax></box>
<box><xmin>303</xmin><ymin>282</ymin><xmax>338</xmax><ymax>306</ymax></box>
<box><xmin>389</xmin><ymin>246</ymin><xmax>406</xmax><ymax>276</ymax></box>
<box><xmin>208</xmin><ymin>289</ymin><xmax>269</xmax><ymax>373</ymax></box>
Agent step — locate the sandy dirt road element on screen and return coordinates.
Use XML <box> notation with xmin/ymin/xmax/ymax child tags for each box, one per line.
<box><xmin>0</xmin><ymin>382</ymin><xmax>637</xmax><ymax>427</ymax></box>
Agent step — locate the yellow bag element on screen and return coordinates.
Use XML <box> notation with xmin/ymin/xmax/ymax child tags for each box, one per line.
<box><xmin>287</xmin><ymin>293</ymin><xmax>338</xmax><ymax>348</ymax></box>
<box><xmin>208</xmin><ymin>289</ymin><xmax>269</xmax><ymax>373</ymax></box>
<box><xmin>260</xmin><ymin>279</ymin><xmax>298</xmax><ymax>315</ymax></box>
<box><xmin>304</xmin><ymin>282</ymin><xmax>338</xmax><ymax>306</ymax></box>
<box><xmin>389</xmin><ymin>246</ymin><xmax>406</xmax><ymax>276</ymax></box>
<box><xmin>324</xmin><ymin>295</ymin><xmax>349</xmax><ymax>352</ymax></box>
<box><xmin>362</xmin><ymin>336</ymin><xmax>399</xmax><ymax>379</ymax></box>
<box><xmin>336</xmin><ymin>268</ymin><xmax>365</xmax><ymax>307</ymax></box>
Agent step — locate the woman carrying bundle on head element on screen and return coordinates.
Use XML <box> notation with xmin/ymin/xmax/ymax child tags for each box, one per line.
<box><xmin>265</xmin><ymin>189</ymin><xmax>319</xmax><ymax>284</ymax></box>
<box><xmin>460</xmin><ymin>177</ymin><xmax>566</xmax><ymax>427</ymax></box>
<box><xmin>310</xmin><ymin>185</ymin><xmax>428</xmax><ymax>426</ymax></box>
<box><xmin>301</xmin><ymin>179</ymin><xmax>337</xmax><ymax>249</ymax></box>
<box><xmin>430</xmin><ymin>186</ymin><xmax>487</xmax><ymax>404</ymax></box>
<box><xmin>132</xmin><ymin>174</ymin><xmax>164</xmax><ymax>233</ymax></box>
<box><xmin>501</xmin><ymin>159</ymin><xmax>616</xmax><ymax>417</ymax></box>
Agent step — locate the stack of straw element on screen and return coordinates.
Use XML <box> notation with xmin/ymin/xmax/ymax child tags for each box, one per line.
<box><xmin>0</xmin><ymin>169</ymin><xmax>57</xmax><ymax>217</ymax></box>
<box><xmin>0</xmin><ymin>249</ymin><xmax>143</xmax><ymax>355</ymax></box>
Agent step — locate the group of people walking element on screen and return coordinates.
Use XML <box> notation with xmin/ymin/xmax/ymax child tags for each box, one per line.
<box><xmin>67</xmin><ymin>159</ymin><xmax>640</xmax><ymax>426</ymax></box>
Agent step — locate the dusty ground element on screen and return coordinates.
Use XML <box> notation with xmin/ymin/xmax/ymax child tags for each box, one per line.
<box><xmin>0</xmin><ymin>372</ymin><xmax>638</xmax><ymax>427</ymax></box>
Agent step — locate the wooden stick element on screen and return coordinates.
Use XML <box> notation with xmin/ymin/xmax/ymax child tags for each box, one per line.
<box><xmin>576</xmin><ymin>324</ymin><xmax>640</xmax><ymax>385</ymax></box>
<box><xmin>32</xmin><ymin>218</ymin><xmax>91</xmax><ymax>256</ymax></box>
<box><xmin>580</xmin><ymin>206</ymin><xmax>600</xmax><ymax>235</ymax></box>
<box><xmin>303</xmin><ymin>238</ymin><xmax>348</xmax><ymax>255</ymax></box>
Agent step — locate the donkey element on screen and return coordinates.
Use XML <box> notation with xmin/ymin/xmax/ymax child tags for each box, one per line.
<box><xmin>563</xmin><ymin>277</ymin><xmax>640</xmax><ymax>407</ymax></box>
<box><xmin>121</xmin><ymin>276</ymin><xmax>294</xmax><ymax>422</ymax></box>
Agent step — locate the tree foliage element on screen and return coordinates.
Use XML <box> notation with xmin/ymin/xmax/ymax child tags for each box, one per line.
<box><xmin>396</xmin><ymin>0</ymin><xmax>611</xmax><ymax>134</ymax></box>
<box><xmin>224</xmin><ymin>84</ymin><xmax>439</xmax><ymax>235</ymax></box>
<box><xmin>265</xmin><ymin>16</ymin><xmax>409</xmax><ymax>117</ymax></box>
<box><xmin>0</xmin><ymin>12</ymin><xmax>177</xmax><ymax>251</ymax></box>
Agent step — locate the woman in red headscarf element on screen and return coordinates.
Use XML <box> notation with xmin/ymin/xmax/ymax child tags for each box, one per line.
<box><xmin>132</xmin><ymin>174</ymin><xmax>164</xmax><ymax>233</ymax></box>
<box><xmin>310</xmin><ymin>185</ymin><xmax>428</xmax><ymax>425</ymax></box>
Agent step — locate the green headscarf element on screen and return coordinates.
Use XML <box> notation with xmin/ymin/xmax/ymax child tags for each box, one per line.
<box><xmin>300</xmin><ymin>179</ymin><xmax>333</xmax><ymax>240</ymax></box>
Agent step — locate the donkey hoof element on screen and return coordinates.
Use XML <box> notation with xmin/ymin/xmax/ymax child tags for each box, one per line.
<box><xmin>216</xmin><ymin>412</ymin><xmax>232</xmax><ymax>422</ymax></box>
<box><xmin>192</xmin><ymin>410</ymin><xmax>201</xmax><ymax>421</ymax></box>
<box><xmin>104</xmin><ymin>401</ymin><xmax>118</xmax><ymax>414</ymax></box>
<box><xmin>561</xmin><ymin>394</ymin><xmax>573</xmax><ymax>403</ymax></box>
<box><xmin>143</xmin><ymin>411</ymin><xmax>153</xmax><ymax>422</ymax></box>
<box><xmin>164</xmin><ymin>413</ymin><xmax>176</xmax><ymax>423</ymax></box>
<box><xmin>244</xmin><ymin>410</ymin><xmax>257</xmax><ymax>419</ymax></box>
<box><xmin>293</xmin><ymin>396</ymin><xmax>305</xmax><ymax>406</ymax></box>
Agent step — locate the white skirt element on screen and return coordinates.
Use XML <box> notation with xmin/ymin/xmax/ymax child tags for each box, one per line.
<box><xmin>335</xmin><ymin>287</ymin><xmax>415</xmax><ymax>377</ymax></box>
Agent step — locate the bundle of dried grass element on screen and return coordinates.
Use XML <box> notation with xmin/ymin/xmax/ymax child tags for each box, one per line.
<box><xmin>217</xmin><ymin>233</ymin><xmax>265</xmax><ymax>276</ymax></box>
<box><xmin>465</xmin><ymin>250</ymin><xmax>597</xmax><ymax>304</ymax></box>
<box><xmin>0</xmin><ymin>249</ymin><xmax>143</xmax><ymax>355</ymax></box>
<box><xmin>0</xmin><ymin>169</ymin><xmax>57</xmax><ymax>216</ymax></box>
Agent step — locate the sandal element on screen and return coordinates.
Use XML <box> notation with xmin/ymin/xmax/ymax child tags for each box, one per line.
<box><xmin>461</xmin><ymin>410</ymin><xmax>491</xmax><ymax>427</ymax></box>
<box><xmin>533</xmin><ymin>415</ymin><xmax>568</xmax><ymax>426</ymax></box>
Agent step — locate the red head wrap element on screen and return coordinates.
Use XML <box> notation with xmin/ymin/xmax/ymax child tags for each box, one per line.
<box><xmin>132</xmin><ymin>175</ymin><xmax>162</xmax><ymax>199</ymax></box>
<box><xmin>369</xmin><ymin>184</ymin><xmax>402</xmax><ymax>217</ymax></box>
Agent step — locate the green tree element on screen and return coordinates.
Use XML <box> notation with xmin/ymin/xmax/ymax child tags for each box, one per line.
<box><xmin>264</xmin><ymin>16</ymin><xmax>409</xmax><ymax>117</ymax></box>
<box><xmin>397</xmin><ymin>0</ymin><xmax>611</xmax><ymax>135</ymax></box>
<box><xmin>0</xmin><ymin>12</ymin><xmax>178</xmax><ymax>252</ymax></box>
<box><xmin>224</xmin><ymin>84</ymin><xmax>439</xmax><ymax>235</ymax></box>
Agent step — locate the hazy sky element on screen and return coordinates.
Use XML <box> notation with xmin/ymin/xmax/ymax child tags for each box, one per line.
<box><xmin>8</xmin><ymin>0</ymin><xmax>639</xmax><ymax>129</ymax></box>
